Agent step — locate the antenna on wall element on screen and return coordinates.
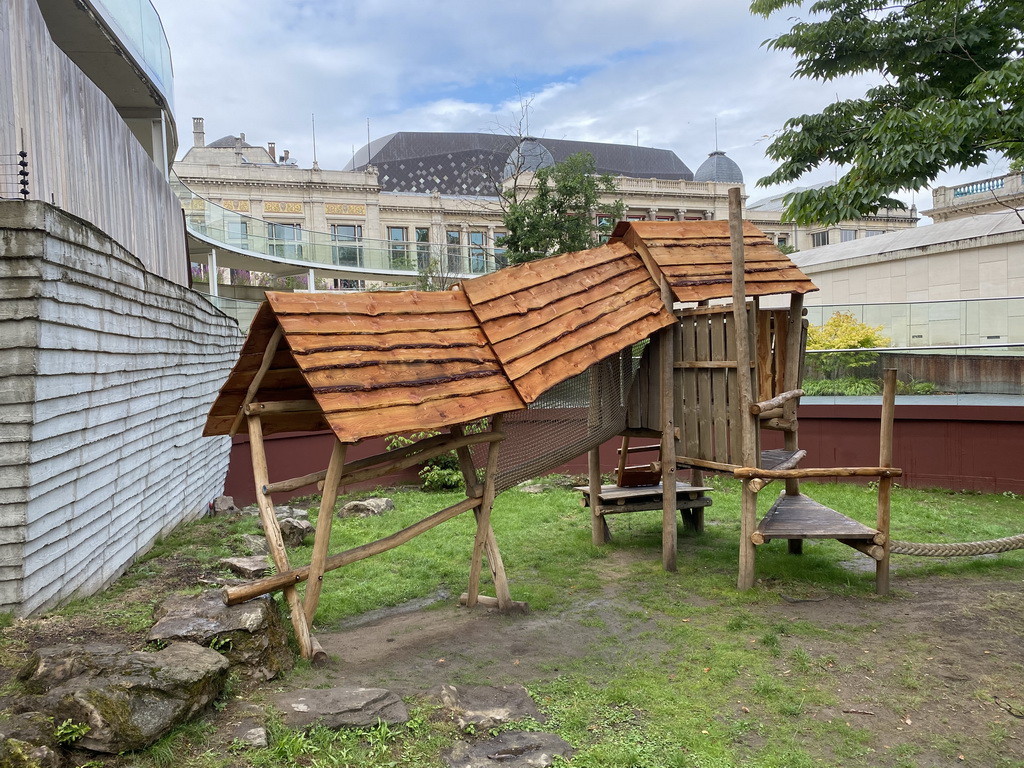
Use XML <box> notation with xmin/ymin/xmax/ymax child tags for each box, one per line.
<box><xmin>714</xmin><ymin>117</ymin><xmax>719</xmax><ymax>152</ymax></box>
<box><xmin>311</xmin><ymin>113</ymin><xmax>319</xmax><ymax>170</ymax></box>
<box><xmin>366</xmin><ymin>118</ymin><xmax>371</xmax><ymax>167</ymax></box>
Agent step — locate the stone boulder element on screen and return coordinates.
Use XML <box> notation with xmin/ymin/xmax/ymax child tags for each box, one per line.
<box><xmin>435</xmin><ymin>684</ymin><xmax>544</xmax><ymax>730</ymax></box>
<box><xmin>19</xmin><ymin>643</ymin><xmax>229</xmax><ymax>753</ymax></box>
<box><xmin>272</xmin><ymin>687</ymin><xmax>408</xmax><ymax>729</ymax></box>
<box><xmin>274</xmin><ymin>506</ymin><xmax>308</xmax><ymax>521</ymax></box>
<box><xmin>239</xmin><ymin>534</ymin><xmax>269</xmax><ymax>556</ymax></box>
<box><xmin>219</xmin><ymin>556</ymin><xmax>271</xmax><ymax>579</ymax></box>
<box><xmin>147</xmin><ymin>591</ymin><xmax>292</xmax><ymax>681</ymax></box>
<box><xmin>211</xmin><ymin>496</ymin><xmax>240</xmax><ymax>516</ymax></box>
<box><xmin>338</xmin><ymin>497</ymin><xmax>395</xmax><ymax>518</ymax></box>
<box><xmin>441</xmin><ymin>731</ymin><xmax>572</xmax><ymax>768</ymax></box>
<box><xmin>278</xmin><ymin>518</ymin><xmax>315</xmax><ymax>547</ymax></box>
<box><xmin>0</xmin><ymin>712</ymin><xmax>62</xmax><ymax>768</ymax></box>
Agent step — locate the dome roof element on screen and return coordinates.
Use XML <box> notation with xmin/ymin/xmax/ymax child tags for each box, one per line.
<box><xmin>503</xmin><ymin>138</ymin><xmax>555</xmax><ymax>179</ymax></box>
<box><xmin>207</xmin><ymin>135</ymin><xmax>253</xmax><ymax>149</ymax></box>
<box><xmin>693</xmin><ymin>150</ymin><xmax>743</xmax><ymax>184</ymax></box>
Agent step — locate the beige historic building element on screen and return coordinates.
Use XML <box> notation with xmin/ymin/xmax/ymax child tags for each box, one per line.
<box><xmin>924</xmin><ymin>172</ymin><xmax>1024</xmax><ymax>223</ymax></box>
<box><xmin>173</xmin><ymin>120</ymin><xmax>919</xmax><ymax>288</ymax></box>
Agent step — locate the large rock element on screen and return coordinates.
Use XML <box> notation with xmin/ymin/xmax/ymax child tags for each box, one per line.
<box><xmin>210</xmin><ymin>496</ymin><xmax>240</xmax><ymax>516</ymax></box>
<box><xmin>239</xmin><ymin>534</ymin><xmax>269</xmax><ymax>556</ymax></box>
<box><xmin>148</xmin><ymin>591</ymin><xmax>293</xmax><ymax>680</ymax></box>
<box><xmin>435</xmin><ymin>684</ymin><xmax>544</xmax><ymax>730</ymax></box>
<box><xmin>19</xmin><ymin>643</ymin><xmax>229</xmax><ymax>753</ymax></box>
<box><xmin>338</xmin><ymin>497</ymin><xmax>395</xmax><ymax>518</ymax></box>
<box><xmin>0</xmin><ymin>712</ymin><xmax>61</xmax><ymax>768</ymax></box>
<box><xmin>278</xmin><ymin>518</ymin><xmax>315</xmax><ymax>547</ymax></box>
<box><xmin>272</xmin><ymin>687</ymin><xmax>408</xmax><ymax>729</ymax></box>
<box><xmin>442</xmin><ymin>731</ymin><xmax>572</xmax><ymax>768</ymax></box>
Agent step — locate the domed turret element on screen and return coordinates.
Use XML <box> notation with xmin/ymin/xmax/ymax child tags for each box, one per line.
<box><xmin>503</xmin><ymin>138</ymin><xmax>555</xmax><ymax>179</ymax></box>
<box><xmin>693</xmin><ymin>150</ymin><xmax>743</xmax><ymax>184</ymax></box>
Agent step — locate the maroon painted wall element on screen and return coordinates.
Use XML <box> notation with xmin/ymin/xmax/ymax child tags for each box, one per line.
<box><xmin>223</xmin><ymin>405</ymin><xmax>1024</xmax><ymax>505</ymax></box>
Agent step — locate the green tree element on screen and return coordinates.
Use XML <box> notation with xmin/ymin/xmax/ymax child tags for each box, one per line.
<box><xmin>498</xmin><ymin>152</ymin><xmax>625</xmax><ymax>264</ymax></box>
<box><xmin>751</xmin><ymin>0</ymin><xmax>1024</xmax><ymax>225</ymax></box>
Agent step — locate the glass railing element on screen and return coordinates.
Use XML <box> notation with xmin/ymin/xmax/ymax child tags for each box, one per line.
<box><xmin>802</xmin><ymin>344</ymin><xmax>1024</xmax><ymax>405</ymax></box>
<box><xmin>206</xmin><ymin>296</ymin><xmax>261</xmax><ymax>331</ymax></box>
<box><xmin>90</xmin><ymin>0</ymin><xmax>174</xmax><ymax>112</ymax></box>
<box><xmin>173</xmin><ymin>172</ymin><xmax>504</xmax><ymax>278</ymax></box>
<box><xmin>805</xmin><ymin>297</ymin><xmax>1024</xmax><ymax>348</ymax></box>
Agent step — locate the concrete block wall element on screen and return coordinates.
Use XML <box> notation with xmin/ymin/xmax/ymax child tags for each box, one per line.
<box><xmin>0</xmin><ymin>201</ymin><xmax>244</xmax><ymax>615</ymax></box>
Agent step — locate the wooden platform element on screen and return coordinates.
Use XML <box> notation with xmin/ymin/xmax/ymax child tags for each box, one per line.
<box><xmin>757</xmin><ymin>493</ymin><xmax>879</xmax><ymax>541</ymax></box>
<box><xmin>578</xmin><ymin>482</ymin><xmax>712</xmax><ymax>515</ymax></box>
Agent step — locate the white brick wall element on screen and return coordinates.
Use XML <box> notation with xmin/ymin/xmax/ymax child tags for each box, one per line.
<box><xmin>0</xmin><ymin>201</ymin><xmax>244</xmax><ymax>615</ymax></box>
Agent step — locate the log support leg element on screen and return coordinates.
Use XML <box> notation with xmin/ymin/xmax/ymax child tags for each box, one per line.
<box><xmin>588</xmin><ymin>448</ymin><xmax>608</xmax><ymax>546</ymax></box>
<box><xmin>303</xmin><ymin>439</ymin><xmax>347</xmax><ymax>627</ymax></box>
<box><xmin>738</xmin><ymin>480</ymin><xmax>758</xmax><ymax>590</ymax></box>
<box><xmin>247</xmin><ymin>415</ymin><xmax>318</xmax><ymax>661</ymax></box>
<box><xmin>787</xmin><ymin>538</ymin><xmax>803</xmax><ymax>555</ymax></box>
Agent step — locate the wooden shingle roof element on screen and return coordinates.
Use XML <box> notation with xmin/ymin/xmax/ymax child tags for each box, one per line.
<box><xmin>461</xmin><ymin>242</ymin><xmax>675</xmax><ymax>403</ymax></box>
<box><xmin>611</xmin><ymin>220</ymin><xmax>817</xmax><ymax>303</ymax></box>
<box><xmin>205</xmin><ymin>221</ymin><xmax>816</xmax><ymax>444</ymax></box>
<box><xmin>204</xmin><ymin>291</ymin><xmax>527</xmax><ymax>443</ymax></box>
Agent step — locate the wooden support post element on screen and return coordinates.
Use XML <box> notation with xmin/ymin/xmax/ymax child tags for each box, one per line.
<box><xmin>458</xmin><ymin>416</ymin><xmax>516</xmax><ymax>611</ymax></box>
<box><xmin>230</xmin><ymin>327</ymin><xmax>282</xmax><ymax>437</ymax></box>
<box><xmin>589</xmin><ymin>448</ymin><xmax>609</xmax><ymax>545</ymax></box>
<box><xmin>729</xmin><ymin>187</ymin><xmax>759</xmax><ymax>590</ymax></box>
<box><xmin>660</xmin><ymin>278</ymin><xmax>678</xmax><ymax>572</ymax></box>
<box><xmin>876</xmin><ymin>368</ymin><xmax>897</xmax><ymax>596</ymax></box>
<box><xmin>783</xmin><ymin>292</ymin><xmax>805</xmax><ymax>497</ymax></box>
<box><xmin>615</xmin><ymin>436</ymin><xmax>630</xmax><ymax>485</ymax></box>
<box><xmin>246</xmin><ymin>414</ymin><xmax>314</xmax><ymax>660</ymax></box>
<box><xmin>303</xmin><ymin>439</ymin><xmax>346</xmax><ymax>626</ymax></box>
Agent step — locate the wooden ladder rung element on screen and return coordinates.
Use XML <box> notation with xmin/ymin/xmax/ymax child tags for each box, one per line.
<box><xmin>755</xmin><ymin>493</ymin><xmax>880</xmax><ymax>542</ymax></box>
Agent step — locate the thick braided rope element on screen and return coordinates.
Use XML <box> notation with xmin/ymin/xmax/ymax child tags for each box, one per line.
<box><xmin>890</xmin><ymin>534</ymin><xmax>1024</xmax><ymax>557</ymax></box>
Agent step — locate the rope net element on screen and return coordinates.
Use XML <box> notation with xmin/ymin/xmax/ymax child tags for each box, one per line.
<box><xmin>472</xmin><ymin>344</ymin><xmax>648</xmax><ymax>493</ymax></box>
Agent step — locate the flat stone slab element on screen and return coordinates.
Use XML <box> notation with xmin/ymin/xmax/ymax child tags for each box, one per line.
<box><xmin>436</xmin><ymin>684</ymin><xmax>544</xmax><ymax>729</ymax></box>
<box><xmin>272</xmin><ymin>687</ymin><xmax>408</xmax><ymax>729</ymax></box>
<box><xmin>338</xmin><ymin>497</ymin><xmax>395</xmax><ymax>518</ymax></box>
<box><xmin>442</xmin><ymin>731</ymin><xmax>572</xmax><ymax>768</ymax></box>
<box><xmin>220</xmin><ymin>555</ymin><xmax>271</xmax><ymax>578</ymax></box>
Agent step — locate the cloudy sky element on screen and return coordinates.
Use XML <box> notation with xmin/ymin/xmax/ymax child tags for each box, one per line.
<box><xmin>153</xmin><ymin>0</ymin><xmax>1005</xmax><ymax>215</ymax></box>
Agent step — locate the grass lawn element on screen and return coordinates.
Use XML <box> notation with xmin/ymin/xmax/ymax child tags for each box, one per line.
<box><xmin>3</xmin><ymin>477</ymin><xmax>1023</xmax><ymax>767</ymax></box>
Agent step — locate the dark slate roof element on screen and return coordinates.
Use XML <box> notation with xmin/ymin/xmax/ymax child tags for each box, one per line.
<box><xmin>345</xmin><ymin>132</ymin><xmax>694</xmax><ymax>195</ymax></box>
<box><xmin>207</xmin><ymin>135</ymin><xmax>253</xmax><ymax>148</ymax></box>
<box><xmin>693</xmin><ymin>151</ymin><xmax>743</xmax><ymax>184</ymax></box>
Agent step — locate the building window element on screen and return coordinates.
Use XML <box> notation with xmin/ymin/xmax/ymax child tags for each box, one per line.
<box><xmin>227</xmin><ymin>220</ymin><xmax>248</xmax><ymax>249</ymax></box>
<box><xmin>469</xmin><ymin>231</ymin><xmax>486</xmax><ymax>273</ymax></box>
<box><xmin>388</xmin><ymin>226</ymin><xmax>409</xmax><ymax>268</ymax></box>
<box><xmin>655</xmin><ymin>215</ymin><xmax>674</xmax><ymax>221</ymax></box>
<box><xmin>268</xmin><ymin>222</ymin><xmax>302</xmax><ymax>259</ymax></box>
<box><xmin>841</xmin><ymin>229</ymin><xmax>857</xmax><ymax>242</ymax></box>
<box><xmin>415</xmin><ymin>227</ymin><xmax>431</xmax><ymax>270</ymax></box>
<box><xmin>330</xmin><ymin>224</ymin><xmax>362</xmax><ymax>266</ymax></box>
<box><xmin>776</xmin><ymin>235</ymin><xmax>788</xmax><ymax>247</ymax></box>
<box><xmin>865</xmin><ymin>229</ymin><xmax>884</xmax><ymax>237</ymax></box>
<box><xmin>810</xmin><ymin>231</ymin><xmax>829</xmax><ymax>248</ymax></box>
<box><xmin>446</xmin><ymin>230</ymin><xmax>462</xmax><ymax>272</ymax></box>
<box><xmin>626</xmin><ymin>214</ymin><xmax>645</xmax><ymax>221</ymax></box>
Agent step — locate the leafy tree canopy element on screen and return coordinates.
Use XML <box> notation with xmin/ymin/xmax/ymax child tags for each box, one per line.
<box><xmin>498</xmin><ymin>152</ymin><xmax>625</xmax><ymax>264</ymax></box>
<box><xmin>751</xmin><ymin>0</ymin><xmax>1024</xmax><ymax>225</ymax></box>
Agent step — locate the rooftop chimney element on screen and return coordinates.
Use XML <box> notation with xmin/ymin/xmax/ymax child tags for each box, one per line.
<box><xmin>268</xmin><ymin>142</ymin><xmax>276</xmax><ymax>162</ymax></box>
<box><xmin>192</xmin><ymin>117</ymin><xmax>205</xmax><ymax>148</ymax></box>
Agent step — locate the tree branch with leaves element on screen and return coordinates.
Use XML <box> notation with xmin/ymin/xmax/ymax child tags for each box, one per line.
<box><xmin>498</xmin><ymin>152</ymin><xmax>625</xmax><ymax>263</ymax></box>
<box><xmin>752</xmin><ymin>0</ymin><xmax>1024</xmax><ymax>225</ymax></box>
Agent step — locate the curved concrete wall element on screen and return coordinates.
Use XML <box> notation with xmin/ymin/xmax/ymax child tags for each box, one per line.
<box><xmin>0</xmin><ymin>0</ymin><xmax>187</xmax><ymax>285</ymax></box>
